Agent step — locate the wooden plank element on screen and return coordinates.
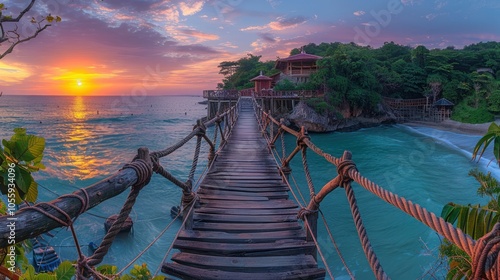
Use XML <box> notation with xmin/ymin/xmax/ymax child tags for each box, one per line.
<box><xmin>193</xmin><ymin>213</ymin><xmax>298</xmax><ymax>223</ymax></box>
<box><xmin>200</xmin><ymin>185</ymin><xmax>289</xmax><ymax>193</ymax></box>
<box><xmin>199</xmin><ymin>200</ymin><xmax>298</xmax><ymax>209</ymax></box>
<box><xmin>197</xmin><ymin>188</ymin><xmax>289</xmax><ymax>199</ymax></box>
<box><xmin>162</xmin><ymin>263</ymin><xmax>326</xmax><ymax>280</ymax></box>
<box><xmin>178</xmin><ymin>229</ymin><xmax>305</xmax><ymax>243</ymax></box>
<box><xmin>170</xmin><ymin>252</ymin><xmax>317</xmax><ymax>272</ymax></box>
<box><xmin>173</xmin><ymin>239</ymin><xmax>316</xmax><ymax>256</ymax></box>
<box><xmin>201</xmin><ymin>182</ymin><xmax>288</xmax><ymax>189</ymax></box>
<box><xmin>193</xmin><ymin>222</ymin><xmax>302</xmax><ymax>233</ymax></box>
<box><xmin>196</xmin><ymin>207</ymin><xmax>298</xmax><ymax>216</ymax></box>
<box><xmin>198</xmin><ymin>194</ymin><xmax>269</xmax><ymax>201</ymax></box>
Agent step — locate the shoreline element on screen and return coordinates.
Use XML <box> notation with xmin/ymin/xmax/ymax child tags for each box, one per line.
<box><xmin>403</xmin><ymin>119</ymin><xmax>499</xmax><ymax>136</ymax></box>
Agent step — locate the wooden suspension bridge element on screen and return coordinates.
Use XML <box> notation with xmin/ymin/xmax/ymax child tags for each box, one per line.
<box><xmin>162</xmin><ymin>98</ymin><xmax>326</xmax><ymax>279</ymax></box>
<box><xmin>0</xmin><ymin>97</ymin><xmax>499</xmax><ymax>279</ymax></box>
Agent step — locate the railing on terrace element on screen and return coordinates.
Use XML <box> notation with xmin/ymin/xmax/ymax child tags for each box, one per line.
<box><xmin>0</xmin><ymin>100</ymin><xmax>241</xmax><ymax>279</ymax></box>
<box><xmin>290</xmin><ymin>69</ymin><xmax>316</xmax><ymax>75</ymax></box>
<box><xmin>252</xmin><ymin>97</ymin><xmax>500</xmax><ymax>280</ymax></box>
<box><xmin>254</xmin><ymin>89</ymin><xmax>322</xmax><ymax>98</ymax></box>
<box><xmin>383</xmin><ymin>96</ymin><xmax>429</xmax><ymax>108</ymax></box>
<box><xmin>202</xmin><ymin>89</ymin><xmax>239</xmax><ymax>99</ymax></box>
<box><xmin>203</xmin><ymin>89</ymin><xmax>323</xmax><ymax>99</ymax></box>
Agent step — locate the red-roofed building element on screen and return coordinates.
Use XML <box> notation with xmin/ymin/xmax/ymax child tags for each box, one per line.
<box><xmin>274</xmin><ymin>50</ymin><xmax>322</xmax><ymax>85</ymax></box>
<box><xmin>250</xmin><ymin>71</ymin><xmax>273</xmax><ymax>93</ymax></box>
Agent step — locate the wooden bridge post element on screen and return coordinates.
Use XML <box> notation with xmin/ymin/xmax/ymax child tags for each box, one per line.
<box><xmin>305</xmin><ymin>212</ymin><xmax>318</xmax><ymax>261</ymax></box>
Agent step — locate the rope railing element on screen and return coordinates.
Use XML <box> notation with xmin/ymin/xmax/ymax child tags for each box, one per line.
<box><xmin>0</xmin><ymin>99</ymin><xmax>240</xmax><ymax>278</ymax></box>
<box><xmin>252</xmin><ymin>97</ymin><xmax>499</xmax><ymax>280</ymax></box>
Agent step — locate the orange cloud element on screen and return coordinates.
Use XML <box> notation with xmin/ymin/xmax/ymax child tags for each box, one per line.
<box><xmin>0</xmin><ymin>62</ymin><xmax>32</xmax><ymax>85</ymax></box>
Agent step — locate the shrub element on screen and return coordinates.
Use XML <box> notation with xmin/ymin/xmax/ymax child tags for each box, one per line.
<box><xmin>451</xmin><ymin>102</ymin><xmax>494</xmax><ymax>124</ymax></box>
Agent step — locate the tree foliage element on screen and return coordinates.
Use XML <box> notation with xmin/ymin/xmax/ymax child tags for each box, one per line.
<box><xmin>0</xmin><ymin>128</ymin><xmax>45</xmax><ymax>203</ymax></box>
<box><xmin>217</xmin><ymin>41</ymin><xmax>500</xmax><ymax>122</ymax></box>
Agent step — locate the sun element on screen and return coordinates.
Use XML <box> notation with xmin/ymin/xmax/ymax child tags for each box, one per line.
<box><xmin>76</xmin><ymin>80</ymin><xmax>83</xmax><ymax>86</ymax></box>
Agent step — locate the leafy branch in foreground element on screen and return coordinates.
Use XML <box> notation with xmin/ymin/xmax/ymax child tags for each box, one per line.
<box><xmin>472</xmin><ymin>122</ymin><xmax>500</xmax><ymax>166</ymax></box>
<box><xmin>0</xmin><ymin>128</ymin><xmax>45</xmax><ymax>203</ymax></box>
<box><xmin>0</xmin><ymin>1</ymin><xmax>61</xmax><ymax>59</ymax></box>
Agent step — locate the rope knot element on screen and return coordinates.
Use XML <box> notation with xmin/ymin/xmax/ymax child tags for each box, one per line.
<box><xmin>182</xmin><ymin>191</ymin><xmax>197</xmax><ymax>206</ymax></box>
<box><xmin>297</xmin><ymin>127</ymin><xmax>310</xmax><ymax>147</ymax></box>
<box><xmin>297</xmin><ymin>207</ymin><xmax>318</xmax><ymax>220</ymax></box>
<box><xmin>122</xmin><ymin>147</ymin><xmax>153</xmax><ymax>190</ymax></box>
<box><xmin>194</xmin><ymin>119</ymin><xmax>206</xmax><ymax>136</ymax></box>
<box><xmin>337</xmin><ymin>151</ymin><xmax>357</xmax><ymax>186</ymax></box>
<box><xmin>472</xmin><ymin>222</ymin><xmax>500</xmax><ymax>279</ymax></box>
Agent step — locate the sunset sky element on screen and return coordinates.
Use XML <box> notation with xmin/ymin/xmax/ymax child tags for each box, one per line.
<box><xmin>1</xmin><ymin>0</ymin><xmax>499</xmax><ymax>96</ymax></box>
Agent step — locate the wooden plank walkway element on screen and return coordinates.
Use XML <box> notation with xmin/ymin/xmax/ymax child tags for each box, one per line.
<box><xmin>162</xmin><ymin>98</ymin><xmax>326</xmax><ymax>280</ymax></box>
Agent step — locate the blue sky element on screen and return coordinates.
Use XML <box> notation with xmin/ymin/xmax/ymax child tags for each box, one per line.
<box><xmin>1</xmin><ymin>0</ymin><xmax>499</xmax><ymax>95</ymax></box>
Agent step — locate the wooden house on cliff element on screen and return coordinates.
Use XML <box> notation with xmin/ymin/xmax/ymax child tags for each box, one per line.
<box><xmin>273</xmin><ymin>50</ymin><xmax>322</xmax><ymax>85</ymax></box>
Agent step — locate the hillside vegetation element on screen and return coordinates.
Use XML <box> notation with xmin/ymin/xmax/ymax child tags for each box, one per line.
<box><xmin>217</xmin><ymin>41</ymin><xmax>500</xmax><ymax>124</ymax></box>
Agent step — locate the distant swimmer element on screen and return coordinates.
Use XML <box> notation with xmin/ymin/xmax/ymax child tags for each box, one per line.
<box><xmin>0</xmin><ymin>92</ymin><xmax>3</xmax><ymax>97</ymax></box>
<box><xmin>97</xmin><ymin>110</ymin><xmax>99</xmax><ymax>115</ymax></box>
<box><xmin>185</xmin><ymin>112</ymin><xmax>187</xmax><ymax>115</ymax></box>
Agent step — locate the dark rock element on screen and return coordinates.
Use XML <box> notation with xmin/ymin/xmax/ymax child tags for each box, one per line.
<box><xmin>287</xmin><ymin>101</ymin><xmax>397</xmax><ymax>133</ymax></box>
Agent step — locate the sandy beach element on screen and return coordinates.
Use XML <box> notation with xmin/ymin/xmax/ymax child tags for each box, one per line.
<box><xmin>404</xmin><ymin>119</ymin><xmax>500</xmax><ymax>136</ymax></box>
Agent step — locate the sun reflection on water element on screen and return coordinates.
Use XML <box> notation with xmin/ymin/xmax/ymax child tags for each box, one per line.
<box><xmin>71</xmin><ymin>96</ymin><xmax>87</xmax><ymax>120</ymax></box>
<box><xmin>52</xmin><ymin>96</ymin><xmax>114</xmax><ymax>181</ymax></box>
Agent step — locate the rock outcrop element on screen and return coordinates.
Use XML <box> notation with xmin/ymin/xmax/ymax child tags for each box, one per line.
<box><xmin>287</xmin><ymin>101</ymin><xmax>397</xmax><ymax>132</ymax></box>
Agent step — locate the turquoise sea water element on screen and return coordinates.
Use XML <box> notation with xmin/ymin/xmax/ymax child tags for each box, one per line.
<box><xmin>1</xmin><ymin>95</ymin><xmax>499</xmax><ymax>279</ymax></box>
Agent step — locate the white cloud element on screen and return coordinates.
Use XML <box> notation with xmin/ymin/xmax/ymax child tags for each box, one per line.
<box><xmin>353</xmin><ymin>10</ymin><xmax>366</xmax><ymax>16</ymax></box>
<box><xmin>179</xmin><ymin>1</ymin><xmax>204</xmax><ymax>16</ymax></box>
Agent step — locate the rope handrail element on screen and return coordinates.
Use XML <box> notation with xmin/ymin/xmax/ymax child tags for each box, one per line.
<box><xmin>252</xmin><ymin>96</ymin><xmax>498</xmax><ymax>279</ymax></box>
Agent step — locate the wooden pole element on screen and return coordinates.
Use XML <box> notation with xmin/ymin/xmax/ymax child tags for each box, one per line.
<box><xmin>0</xmin><ymin>168</ymin><xmax>138</xmax><ymax>247</ymax></box>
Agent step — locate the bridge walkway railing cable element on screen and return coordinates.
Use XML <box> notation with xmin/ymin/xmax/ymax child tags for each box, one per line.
<box><xmin>252</xmin><ymin>97</ymin><xmax>500</xmax><ymax>280</ymax></box>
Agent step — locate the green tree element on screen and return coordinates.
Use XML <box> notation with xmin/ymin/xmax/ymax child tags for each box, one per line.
<box><xmin>412</xmin><ymin>45</ymin><xmax>429</xmax><ymax>68</ymax></box>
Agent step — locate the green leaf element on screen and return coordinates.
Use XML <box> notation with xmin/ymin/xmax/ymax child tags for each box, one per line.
<box><xmin>15</xmin><ymin>166</ymin><xmax>33</xmax><ymax>195</ymax></box>
<box><xmin>97</xmin><ymin>264</ymin><xmax>118</xmax><ymax>275</ymax></box>
<box><xmin>22</xmin><ymin>265</ymin><xmax>37</xmax><ymax>280</ymax></box>
<box><xmin>14</xmin><ymin>134</ymin><xmax>45</xmax><ymax>162</ymax></box>
<box><xmin>466</xmin><ymin>207</ymin><xmax>478</xmax><ymax>238</ymax></box>
<box><xmin>55</xmin><ymin>261</ymin><xmax>75</xmax><ymax>280</ymax></box>
<box><xmin>441</xmin><ymin>203</ymin><xmax>460</xmax><ymax>223</ymax></box>
<box><xmin>441</xmin><ymin>203</ymin><xmax>499</xmax><ymax>239</ymax></box>
<box><xmin>25</xmin><ymin>179</ymin><xmax>38</xmax><ymax>203</ymax></box>
<box><xmin>34</xmin><ymin>273</ymin><xmax>55</xmax><ymax>280</ymax></box>
<box><xmin>476</xmin><ymin>209</ymin><xmax>485</xmax><ymax>240</ymax></box>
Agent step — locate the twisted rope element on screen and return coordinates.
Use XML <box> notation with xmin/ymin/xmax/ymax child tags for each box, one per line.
<box><xmin>472</xmin><ymin>223</ymin><xmax>500</xmax><ymax>279</ymax></box>
<box><xmin>188</xmin><ymin>123</ymin><xmax>204</xmax><ymax>182</ymax></box>
<box><xmin>344</xmin><ymin>183</ymin><xmax>388</xmax><ymax>280</ymax></box>
<box><xmin>280</xmin><ymin>119</ymin><xmax>287</xmax><ymax>159</ymax></box>
<box><xmin>152</xmin><ymin>161</ymin><xmax>189</xmax><ymax>192</ymax></box>
<box><xmin>83</xmin><ymin>151</ymin><xmax>153</xmax><ymax>270</ymax></box>
<box><xmin>151</xmin><ymin>129</ymin><xmax>199</xmax><ymax>159</ymax></box>
<box><xmin>348</xmin><ymin>169</ymin><xmax>476</xmax><ymax>256</ymax></box>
